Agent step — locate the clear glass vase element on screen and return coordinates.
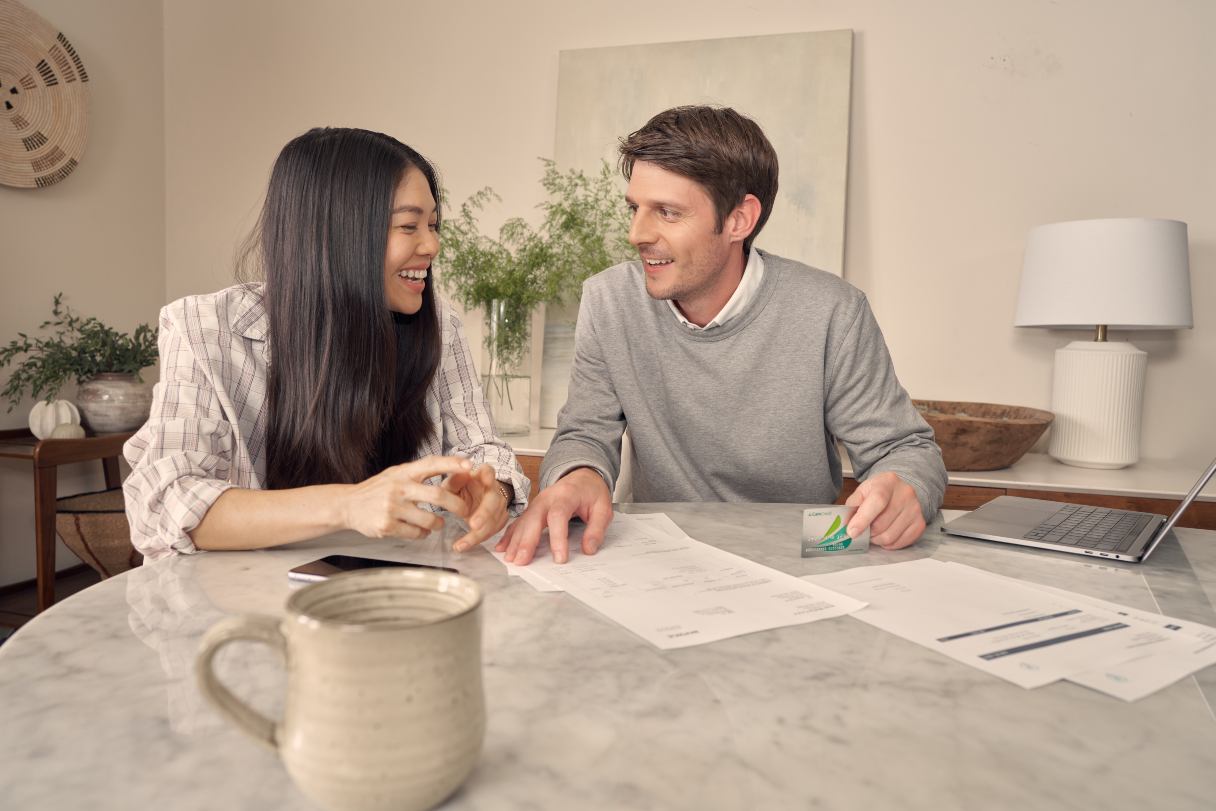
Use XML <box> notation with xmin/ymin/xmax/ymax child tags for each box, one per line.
<box><xmin>482</xmin><ymin>299</ymin><xmax>531</xmax><ymax>435</ymax></box>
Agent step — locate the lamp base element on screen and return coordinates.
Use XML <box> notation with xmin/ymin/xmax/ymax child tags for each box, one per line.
<box><xmin>1047</xmin><ymin>340</ymin><xmax>1146</xmax><ymax>469</ymax></box>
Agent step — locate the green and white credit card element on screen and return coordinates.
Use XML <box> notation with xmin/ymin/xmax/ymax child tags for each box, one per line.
<box><xmin>801</xmin><ymin>506</ymin><xmax>870</xmax><ymax>557</ymax></box>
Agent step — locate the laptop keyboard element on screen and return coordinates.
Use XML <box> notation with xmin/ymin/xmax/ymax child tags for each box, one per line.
<box><xmin>1022</xmin><ymin>504</ymin><xmax>1155</xmax><ymax>553</ymax></box>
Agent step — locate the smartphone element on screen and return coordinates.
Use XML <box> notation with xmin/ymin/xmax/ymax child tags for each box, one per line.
<box><xmin>287</xmin><ymin>554</ymin><xmax>458</xmax><ymax>583</ymax></box>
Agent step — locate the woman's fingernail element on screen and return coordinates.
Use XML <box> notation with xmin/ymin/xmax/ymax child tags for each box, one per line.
<box><xmin>454</xmin><ymin>542</ymin><xmax>469</xmax><ymax>552</ymax></box>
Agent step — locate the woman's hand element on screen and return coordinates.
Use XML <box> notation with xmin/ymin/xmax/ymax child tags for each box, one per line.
<box><xmin>442</xmin><ymin>464</ymin><xmax>511</xmax><ymax>552</ymax></box>
<box><xmin>338</xmin><ymin>456</ymin><xmax>473</xmax><ymax>540</ymax></box>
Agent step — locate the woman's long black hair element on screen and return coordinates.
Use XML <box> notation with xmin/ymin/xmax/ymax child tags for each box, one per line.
<box><xmin>253</xmin><ymin>128</ymin><xmax>442</xmax><ymax>488</ymax></box>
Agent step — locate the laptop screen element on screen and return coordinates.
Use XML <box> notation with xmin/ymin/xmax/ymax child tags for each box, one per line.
<box><xmin>1141</xmin><ymin>456</ymin><xmax>1216</xmax><ymax>559</ymax></box>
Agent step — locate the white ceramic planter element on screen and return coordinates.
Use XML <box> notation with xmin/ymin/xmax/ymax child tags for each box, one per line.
<box><xmin>77</xmin><ymin>373</ymin><xmax>152</xmax><ymax>433</ymax></box>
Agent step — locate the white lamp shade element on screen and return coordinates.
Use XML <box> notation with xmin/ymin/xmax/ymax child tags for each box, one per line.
<box><xmin>1014</xmin><ymin>218</ymin><xmax>1192</xmax><ymax>330</ymax></box>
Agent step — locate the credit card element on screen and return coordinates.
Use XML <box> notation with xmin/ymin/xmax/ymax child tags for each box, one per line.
<box><xmin>801</xmin><ymin>506</ymin><xmax>870</xmax><ymax>556</ymax></box>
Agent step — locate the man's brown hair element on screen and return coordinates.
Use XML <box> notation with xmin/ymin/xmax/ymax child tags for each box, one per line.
<box><xmin>618</xmin><ymin>105</ymin><xmax>779</xmax><ymax>253</ymax></box>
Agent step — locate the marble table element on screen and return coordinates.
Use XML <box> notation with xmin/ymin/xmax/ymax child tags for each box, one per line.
<box><xmin>2</xmin><ymin>504</ymin><xmax>1215</xmax><ymax>810</ymax></box>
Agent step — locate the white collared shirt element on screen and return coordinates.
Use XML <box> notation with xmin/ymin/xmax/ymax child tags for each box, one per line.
<box><xmin>667</xmin><ymin>248</ymin><xmax>766</xmax><ymax>330</ymax></box>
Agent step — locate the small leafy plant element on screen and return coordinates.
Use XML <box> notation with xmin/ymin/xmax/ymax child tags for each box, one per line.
<box><xmin>437</xmin><ymin>159</ymin><xmax>634</xmax><ymax>398</ymax></box>
<box><xmin>0</xmin><ymin>294</ymin><xmax>158</xmax><ymax>411</ymax></box>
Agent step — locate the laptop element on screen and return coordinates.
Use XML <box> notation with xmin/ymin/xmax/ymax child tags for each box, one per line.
<box><xmin>942</xmin><ymin>457</ymin><xmax>1216</xmax><ymax>563</ymax></box>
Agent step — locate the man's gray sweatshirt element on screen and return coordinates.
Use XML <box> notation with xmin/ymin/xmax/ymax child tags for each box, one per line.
<box><xmin>540</xmin><ymin>250</ymin><xmax>947</xmax><ymax>520</ymax></box>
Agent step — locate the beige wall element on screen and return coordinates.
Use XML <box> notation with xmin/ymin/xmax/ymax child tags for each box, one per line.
<box><xmin>0</xmin><ymin>0</ymin><xmax>165</xmax><ymax>586</ymax></box>
<box><xmin>2</xmin><ymin>0</ymin><xmax>1212</xmax><ymax>586</ymax></box>
<box><xmin>163</xmin><ymin>0</ymin><xmax>1214</xmax><ymax>462</ymax></box>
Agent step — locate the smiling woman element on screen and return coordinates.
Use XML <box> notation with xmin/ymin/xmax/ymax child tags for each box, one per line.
<box><xmin>122</xmin><ymin>128</ymin><xmax>530</xmax><ymax>563</ymax></box>
<box><xmin>384</xmin><ymin>166</ymin><xmax>440</xmax><ymax>316</ymax></box>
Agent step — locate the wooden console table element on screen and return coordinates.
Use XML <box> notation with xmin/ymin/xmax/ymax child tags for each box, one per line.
<box><xmin>0</xmin><ymin>429</ymin><xmax>133</xmax><ymax>611</ymax></box>
<box><xmin>511</xmin><ymin>429</ymin><xmax>1215</xmax><ymax>531</ymax></box>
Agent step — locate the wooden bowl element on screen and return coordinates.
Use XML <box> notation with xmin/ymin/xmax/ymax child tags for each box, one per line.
<box><xmin>913</xmin><ymin>400</ymin><xmax>1053</xmax><ymax>471</ymax></box>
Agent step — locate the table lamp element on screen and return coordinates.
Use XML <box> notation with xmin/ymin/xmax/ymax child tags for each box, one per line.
<box><xmin>1014</xmin><ymin>218</ymin><xmax>1191</xmax><ymax>469</ymax></box>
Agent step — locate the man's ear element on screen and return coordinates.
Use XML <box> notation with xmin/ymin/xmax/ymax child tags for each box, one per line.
<box><xmin>726</xmin><ymin>194</ymin><xmax>763</xmax><ymax>245</ymax></box>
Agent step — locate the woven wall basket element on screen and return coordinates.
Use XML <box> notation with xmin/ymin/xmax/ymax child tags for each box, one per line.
<box><xmin>0</xmin><ymin>0</ymin><xmax>90</xmax><ymax>188</ymax></box>
<box><xmin>56</xmin><ymin>488</ymin><xmax>142</xmax><ymax>579</ymax></box>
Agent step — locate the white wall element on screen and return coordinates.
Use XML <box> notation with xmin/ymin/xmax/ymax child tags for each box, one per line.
<box><xmin>4</xmin><ymin>0</ymin><xmax>1211</xmax><ymax>586</ymax></box>
<box><xmin>0</xmin><ymin>0</ymin><xmax>165</xmax><ymax>586</ymax></box>
<box><xmin>162</xmin><ymin>0</ymin><xmax>1214</xmax><ymax>463</ymax></box>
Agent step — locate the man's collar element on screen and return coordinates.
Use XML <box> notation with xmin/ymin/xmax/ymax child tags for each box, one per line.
<box><xmin>667</xmin><ymin>247</ymin><xmax>766</xmax><ymax>330</ymax></box>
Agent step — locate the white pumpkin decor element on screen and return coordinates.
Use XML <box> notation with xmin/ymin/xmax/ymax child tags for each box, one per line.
<box><xmin>49</xmin><ymin>423</ymin><xmax>86</xmax><ymax>439</ymax></box>
<box><xmin>28</xmin><ymin>399</ymin><xmax>82</xmax><ymax>440</ymax></box>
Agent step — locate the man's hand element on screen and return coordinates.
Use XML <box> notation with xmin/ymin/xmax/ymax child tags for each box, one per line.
<box><xmin>495</xmin><ymin>467</ymin><xmax>613</xmax><ymax>565</ymax></box>
<box><xmin>845</xmin><ymin>471</ymin><xmax>925</xmax><ymax>549</ymax></box>
<box><xmin>441</xmin><ymin>465</ymin><xmax>510</xmax><ymax>552</ymax></box>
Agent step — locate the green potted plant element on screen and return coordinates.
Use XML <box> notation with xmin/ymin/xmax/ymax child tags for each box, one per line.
<box><xmin>437</xmin><ymin>159</ymin><xmax>633</xmax><ymax>434</ymax></box>
<box><xmin>0</xmin><ymin>293</ymin><xmax>159</xmax><ymax>435</ymax></box>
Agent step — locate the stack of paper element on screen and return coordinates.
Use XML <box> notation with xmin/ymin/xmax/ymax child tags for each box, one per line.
<box><xmin>492</xmin><ymin>513</ymin><xmax>866</xmax><ymax>649</ymax></box>
<box><xmin>805</xmin><ymin>559</ymin><xmax>1216</xmax><ymax>701</ymax></box>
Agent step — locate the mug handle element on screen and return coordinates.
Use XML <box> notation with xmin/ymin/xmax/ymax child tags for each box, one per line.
<box><xmin>195</xmin><ymin>615</ymin><xmax>286</xmax><ymax>749</ymax></box>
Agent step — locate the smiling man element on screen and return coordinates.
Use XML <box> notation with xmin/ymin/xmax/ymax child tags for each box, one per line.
<box><xmin>497</xmin><ymin>105</ymin><xmax>946</xmax><ymax>565</ymax></box>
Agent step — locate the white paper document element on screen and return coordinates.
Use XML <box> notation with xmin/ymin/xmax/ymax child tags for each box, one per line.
<box><xmin>959</xmin><ymin>564</ymin><xmax>1216</xmax><ymax>701</ymax></box>
<box><xmin>494</xmin><ymin>513</ymin><xmax>866</xmax><ymax>649</ymax></box>
<box><xmin>805</xmin><ymin>559</ymin><xmax>1211</xmax><ymax>692</ymax></box>
<box><xmin>491</xmin><ymin>512</ymin><xmax>692</xmax><ymax>592</ymax></box>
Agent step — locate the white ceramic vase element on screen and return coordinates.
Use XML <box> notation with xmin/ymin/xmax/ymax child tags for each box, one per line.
<box><xmin>76</xmin><ymin>372</ymin><xmax>152</xmax><ymax>434</ymax></box>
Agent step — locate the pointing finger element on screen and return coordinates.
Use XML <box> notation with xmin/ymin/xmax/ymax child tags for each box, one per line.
<box><xmin>402</xmin><ymin>455</ymin><xmax>474</xmax><ymax>481</ymax></box>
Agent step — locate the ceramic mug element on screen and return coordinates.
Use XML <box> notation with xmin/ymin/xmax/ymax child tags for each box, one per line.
<box><xmin>196</xmin><ymin>568</ymin><xmax>485</xmax><ymax>811</ymax></box>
